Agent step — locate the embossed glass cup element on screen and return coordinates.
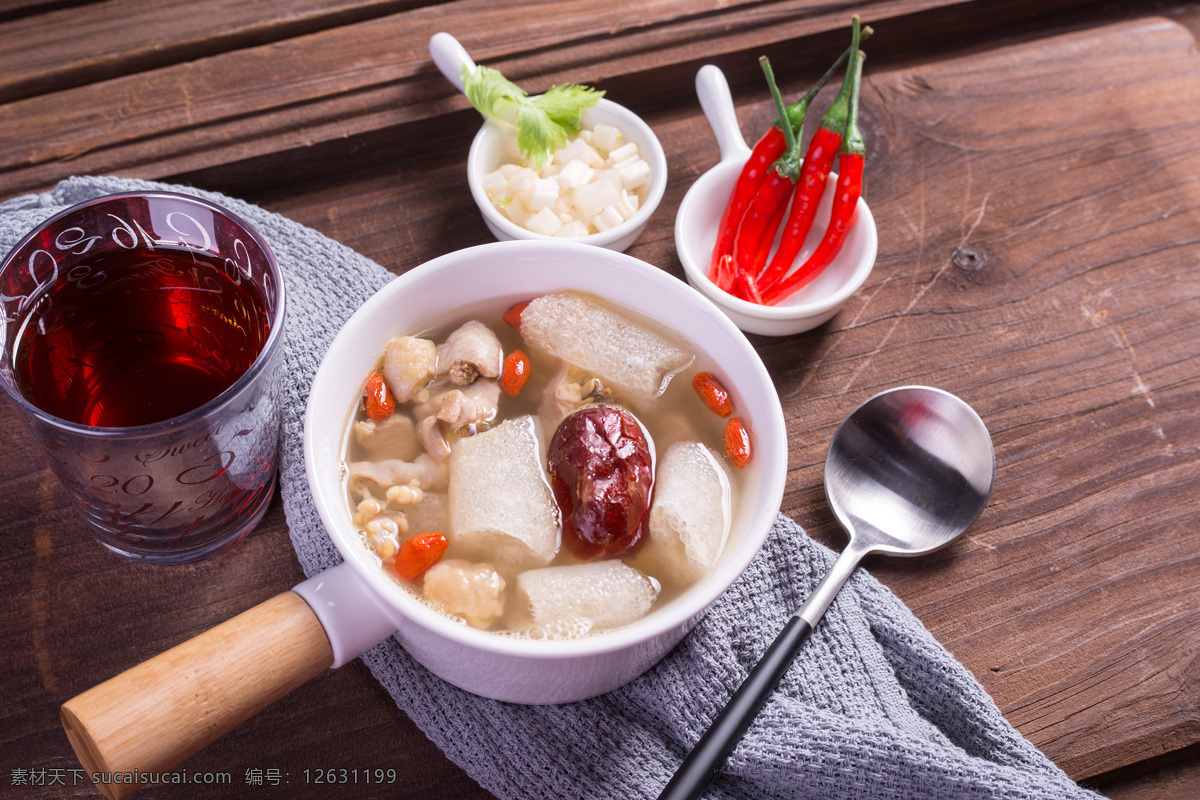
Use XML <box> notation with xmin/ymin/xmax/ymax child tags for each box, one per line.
<box><xmin>0</xmin><ymin>192</ymin><xmax>287</xmax><ymax>564</ymax></box>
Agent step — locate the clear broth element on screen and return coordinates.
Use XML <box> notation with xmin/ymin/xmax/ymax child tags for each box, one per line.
<box><xmin>342</xmin><ymin>294</ymin><xmax>743</xmax><ymax>638</ymax></box>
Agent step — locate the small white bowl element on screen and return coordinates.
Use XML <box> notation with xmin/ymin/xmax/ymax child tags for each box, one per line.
<box><xmin>675</xmin><ymin>65</ymin><xmax>878</xmax><ymax>337</ymax></box>
<box><xmin>430</xmin><ymin>32</ymin><xmax>667</xmax><ymax>252</ymax></box>
<box><xmin>304</xmin><ymin>239</ymin><xmax>787</xmax><ymax>704</ymax></box>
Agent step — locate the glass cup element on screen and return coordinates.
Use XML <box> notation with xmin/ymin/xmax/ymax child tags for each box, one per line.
<box><xmin>0</xmin><ymin>192</ymin><xmax>287</xmax><ymax>564</ymax></box>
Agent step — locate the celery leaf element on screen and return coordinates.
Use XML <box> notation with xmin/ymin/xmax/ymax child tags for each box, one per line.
<box><xmin>462</xmin><ymin>65</ymin><xmax>604</xmax><ymax>170</ymax></box>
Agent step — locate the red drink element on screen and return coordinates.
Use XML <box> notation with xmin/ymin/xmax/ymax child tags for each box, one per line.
<box><xmin>13</xmin><ymin>247</ymin><xmax>272</xmax><ymax>428</ymax></box>
<box><xmin>1</xmin><ymin>191</ymin><xmax>286</xmax><ymax>563</ymax></box>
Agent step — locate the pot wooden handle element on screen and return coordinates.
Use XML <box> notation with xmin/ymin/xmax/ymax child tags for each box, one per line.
<box><xmin>60</xmin><ymin>591</ymin><xmax>333</xmax><ymax>800</ymax></box>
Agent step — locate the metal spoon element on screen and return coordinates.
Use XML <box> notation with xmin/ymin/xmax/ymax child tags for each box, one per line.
<box><xmin>658</xmin><ymin>385</ymin><xmax>995</xmax><ymax>799</ymax></box>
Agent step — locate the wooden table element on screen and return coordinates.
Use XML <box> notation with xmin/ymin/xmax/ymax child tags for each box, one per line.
<box><xmin>2</xmin><ymin>1</ymin><xmax>1198</xmax><ymax>798</ymax></box>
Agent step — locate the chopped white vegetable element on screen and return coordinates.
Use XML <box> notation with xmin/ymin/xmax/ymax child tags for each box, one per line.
<box><xmin>507</xmin><ymin>167</ymin><xmax>537</xmax><ymax>195</ymax></box>
<box><xmin>554</xmin><ymin>220</ymin><xmax>590</xmax><ymax>238</ymax></box>
<box><xmin>554</xmin><ymin>138</ymin><xmax>604</xmax><ymax>168</ymax></box>
<box><xmin>607</xmin><ymin>141</ymin><xmax>639</xmax><ymax>163</ymax></box>
<box><xmin>502</xmin><ymin>195</ymin><xmax>531</xmax><ymax>226</ymax></box>
<box><xmin>617</xmin><ymin>157</ymin><xmax>650</xmax><ymax>191</ymax></box>
<box><xmin>525</xmin><ymin>207</ymin><xmax>563</xmax><ymax>236</ymax></box>
<box><xmin>557</xmin><ymin>159</ymin><xmax>594</xmax><ymax>190</ymax></box>
<box><xmin>617</xmin><ymin>190</ymin><xmax>639</xmax><ymax>219</ymax></box>
<box><xmin>591</xmin><ymin>123</ymin><xmax>623</xmax><ymax>153</ymax></box>
<box><xmin>482</xmin><ymin>122</ymin><xmax>652</xmax><ymax>237</ymax></box>
<box><xmin>591</xmin><ymin>205</ymin><xmax>624</xmax><ymax>232</ymax></box>
<box><xmin>481</xmin><ymin>169</ymin><xmax>507</xmax><ymax>194</ymax></box>
<box><xmin>528</xmin><ymin>177</ymin><xmax>560</xmax><ymax>211</ymax></box>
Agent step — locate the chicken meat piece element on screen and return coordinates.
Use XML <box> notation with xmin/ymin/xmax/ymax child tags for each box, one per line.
<box><xmin>419</xmin><ymin>415</ymin><xmax>452</xmax><ymax>461</ymax></box>
<box><xmin>437</xmin><ymin>378</ymin><xmax>501</xmax><ymax>430</ymax></box>
<box><xmin>382</xmin><ymin>336</ymin><xmax>437</xmax><ymax>403</ymax></box>
<box><xmin>416</xmin><ymin>378</ymin><xmax>501</xmax><ymax>460</ymax></box>
<box><xmin>436</xmin><ymin>320</ymin><xmax>502</xmax><ymax>386</ymax></box>
<box><xmin>409</xmin><ymin>375</ymin><xmax>453</xmax><ymax>420</ymax></box>
<box><xmin>347</xmin><ymin>452</ymin><xmax>449</xmax><ymax>493</ymax></box>
<box><xmin>538</xmin><ymin>362</ymin><xmax>609</xmax><ymax>440</ymax></box>
<box><xmin>422</xmin><ymin>559</ymin><xmax>506</xmax><ymax>629</ymax></box>
<box><xmin>352</xmin><ymin>413</ymin><xmax>420</xmax><ymax>461</ymax></box>
<box><xmin>363</xmin><ymin>513</ymin><xmax>407</xmax><ymax>559</ymax></box>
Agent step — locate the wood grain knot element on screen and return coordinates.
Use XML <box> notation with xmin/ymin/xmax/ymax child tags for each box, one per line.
<box><xmin>951</xmin><ymin>245</ymin><xmax>987</xmax><ymax>271</ymax></box>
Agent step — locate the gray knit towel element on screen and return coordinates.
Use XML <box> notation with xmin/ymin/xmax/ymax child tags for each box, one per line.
<box><xmin>2</xmin><ymin>177</ymin><xmax>1104</xmax><ymax>800</ymax></box>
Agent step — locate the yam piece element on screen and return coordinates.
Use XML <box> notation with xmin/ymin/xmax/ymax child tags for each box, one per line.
<box><xmin>517</xmin><ymin>560</ymin><xmax>660</xmax><ymax>638</ymax></box>
<box><xmin>448</xmin><ymin>416</ymin><xmax>559</xmax><ymax>568</ymax></box>
<box><xmin>642</xmin><ymin>441</ymin><xmax>732</xmax><ymax>584</ymax></box>
<box><xmin>519</xmin><ymin>291</ymin><xmax>693</xmax><ymax>403</ymax></box>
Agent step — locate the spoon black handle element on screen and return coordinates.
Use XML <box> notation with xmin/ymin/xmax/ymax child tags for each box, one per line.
<box><xmin>657</xmin><ymin>615</ymin><xmax>813</xmax><ymax>800</ymax></box>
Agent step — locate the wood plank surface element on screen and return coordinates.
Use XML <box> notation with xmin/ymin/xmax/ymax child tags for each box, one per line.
<box><xmin>781</xmin><ymin>18</ymin><xmax>1200</xmax><ymax>779</ymax></box>
<box><xmin>0</xmin><ymin>0</ymin><xmax>422</xmax><ymax>104</ymax></box>
<box><xmin>241</xmin><ymin>13</ymin><xmax>1200</xmax><ymax>785</ymax></box>
<box><xmin>2</xmin><ymin>2</ymin><xmax>1200</xmax><ymax>799</ymax></box>
<box><xmin>0</xmin><ymin>0</ymin><xmax>1108</xmax><ymax>199</ymax></box>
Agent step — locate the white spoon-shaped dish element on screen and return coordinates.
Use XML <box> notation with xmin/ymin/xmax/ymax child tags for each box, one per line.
<box><xmin>430</xmin><ymin>32</ymin><xmax>668</xmax><ymax>252</ymax></box>
<box><xmin>674</xmin><ymin>65</ymin><xmax>878</xmax><ymax>336</ymax></box>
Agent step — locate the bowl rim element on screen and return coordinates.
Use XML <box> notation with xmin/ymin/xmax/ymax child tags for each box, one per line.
<box><xmin>303</xmin><ymin>239</ymin><xmax>787</xmax><ymax>660</ymax></box>
<box><xmin>466</xmin><ymin>98</ymin><xmax>668</xmax><ymax>249</ymax></box>
<box><xmin>675</xmin><ymin>158</ymin><xmax>878</xmax><ymax>321</ymax></box>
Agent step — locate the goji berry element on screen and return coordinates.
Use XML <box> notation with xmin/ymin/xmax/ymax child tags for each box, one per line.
<box><xmin>364</xmin><ymin>372</ymin><xmax>394</xmax><ymax>420</ymax></box>
<box><xmin>501</xmin><ymin>350</ymin><xmax>531</xmax><ymax>396</ymax></box>
<box><xmin>503</xmin><ymin>301</ymin><xmax>530</xmax><ymax>329</ymax></box>
<box><xmin>389</xmin><ymin>531</ymin><xmax>449</xmax><ymax>581</ymax></box>
<box><xmin>723</xmin><ymin>417</ymin><xmax>753</xmax><ymax>469</ymax></box>
<box><xmin>692</xmin><ymin>371</ymin><xmax>733</xmax><ymax>417</ymax></box>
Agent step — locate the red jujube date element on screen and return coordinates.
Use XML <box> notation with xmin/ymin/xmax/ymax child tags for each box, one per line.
<box><xmin>547</xmin><ymin>405</ymin><xmax>654</xmax><ymax>560</ymax></box>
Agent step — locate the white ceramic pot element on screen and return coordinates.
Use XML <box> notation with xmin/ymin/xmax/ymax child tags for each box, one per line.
<box><xmin>59</xmin><ymin>241</ymin><xmax>787</xmax><ymax>797</ymax></box>
<box><xmin>301</xmin><ymin>239</ymin><xmax>787</xmax><ymax>703</ymax></box>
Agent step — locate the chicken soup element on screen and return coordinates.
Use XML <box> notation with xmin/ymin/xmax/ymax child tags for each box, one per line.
<box><xmin>342</xmin><ymin>290</ymin><xmax>749</xmax><ymax>640</ymax></box>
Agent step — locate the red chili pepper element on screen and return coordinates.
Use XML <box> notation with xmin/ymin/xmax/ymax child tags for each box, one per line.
<box><xmin>711</xmin><ymin>253</ymin><xmax>736</xmax><ymax>293</ymax></box>
<box><xmin>708</xmin><ymin>128</ymin><xmax>783</xmax><ymax>292</ymax></box>
<box><xmin>707</xmin><ymin>34</ymin><xmax>866</xmax><ymax>290</ymax></box>
<box><xmin>764</xmin><ymin>50</ymin><xmax>867</xmax><ymax>306</ymax></box>
<box><xmin>736</xmin><ymin>268</ymin><xmax>765</xmax><ymax>304</ymax></box>
<box><xmin>758</xmin><ymin>18</ymin><xmax>862</xmax><ymax>295</ymax></box>
<box><xmin>730</xmin><ymin>56</ymin><xmax>803</xmax><ymax>293</ymax></box>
